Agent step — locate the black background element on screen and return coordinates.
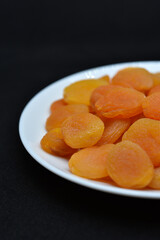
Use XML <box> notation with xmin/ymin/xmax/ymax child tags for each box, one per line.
<box><xmin>1</xmin><ymin>0</ymin><xmax>160</xmax><ymax>239</ymax></box>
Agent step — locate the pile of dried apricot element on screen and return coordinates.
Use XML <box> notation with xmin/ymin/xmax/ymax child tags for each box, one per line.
<box><xmin>41</xmin><ymin>68</ymin><xmax>160</xmax><ymax>190</ymax></box>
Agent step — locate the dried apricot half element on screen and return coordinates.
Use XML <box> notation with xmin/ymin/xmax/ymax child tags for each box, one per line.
<box><xmin>111</xmin><ymin>67</ymin><xmax>153</xmax><ymax>92</ymax></box>
<box><xmin>151</xmin><ymin>72</ymin><xmax>160</xmax><ymax>86</ymax></box>
<box><xmin>62</xmin><ymin>113</ymin><xmax>104</xmax><ymax>148</ymax></box>
<box><xmin>95</xmin><ymin>86</ymin><xmax>145</xmax><ymax>119</ymax></box>
<box><xmin>41</xmin><ymin>128</ymin><xmax>76</xmax><ymax>156</ymax></box>
<box><xmin>46</xmin><ymin>104</ymin><xmax>89</xmax><ymax>131</ymax></box>
<box><xmin>63</xmin><ymin>78</ymin><xmax>109</xmax><ymax>106</ymax></box>
<box><xmin>142</xmin><ymin>93</ymin><xmax>160</xmax><ymax>120</ymax></box>
<box><xmin>149</xmin><ymin>167</ymin><xmax>160</xmax><ymax>189</ymax></box>
<box><xmin>90</xmin><ymin>85</ymin><xmax>119</xmax><ymax>112</ymax></box>
<box><xmin>106</xmin><ymin>140</ymin><xmax>154</xmax><ymax>189</ymax></box>
<box><xmin>97</xmin><ymin>118</ymin><xmax>131</xmax><ymax>145</ymax></box>
<box><xmin>148</xmin><ymin>85</ymin><xmax>160</xmax><ymax>96</ymax></box>
<box><xmin>123</xmin><ymin>118</ymin><xmax>160</xmax><ymax>167</ymax></box>
<box><xmin>50</xmin><ymin>99</ymin><xmax>67</xmax><ymax>113</ymax></box>
<box><xmin>69</xmin><ymin>144</ymin><xmax>114</xmax><ymax>179</ymax></box>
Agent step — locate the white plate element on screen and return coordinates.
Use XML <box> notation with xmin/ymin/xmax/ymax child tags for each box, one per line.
<box><xmin>19</xmin><ymin>61</ymin><xmax>160</xmax><ymax>199</ymax></box>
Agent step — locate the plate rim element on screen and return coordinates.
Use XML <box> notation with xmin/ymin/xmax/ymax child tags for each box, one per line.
<box><xmin>19</xmin><ymin>60</ymin><xmax>160</xmax><ymax>199</ymax></box>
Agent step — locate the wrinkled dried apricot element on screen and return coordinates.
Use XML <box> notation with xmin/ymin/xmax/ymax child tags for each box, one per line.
<box><xmin>123</xmin><ymin>118</ymin><xmax>160</xmax><ymax>167</ymax></box>
<box><xmin>111</xmin><ymin>67</ymin><xmax>153</xmax><ymax>92</ymax></box>
<box><xmin>50</xmin><ymin>99</ymin><xmax>67</xmax><ymax>113</ymax></box>
<box><xmin>149</xmin><ymin>167</ymin><xmax>160</xmax><ymax>189</ymax></box>
<box><xmin>63</xmin><ymin>78</ymin><xmax>109</xmax><ymax>106</ymax></box>
<box><xmin>41</xmin><ymin>128</ymin><xmax>76</xmax><ymax>156</ymax></box>
<box><xmin>95</xmin><ymin>86</ymin><xmax>145</xmax><ymax>119</ymax></box>
<box><xmin>106</xmin><ymin>140</ymin><xmax>154</xmax><ymax>189</ymax></box>
<box><xmin>97</xmin><ymin>119</ymin><xmax>131</xmax><ymax>145</ymax></box>
<box><xmin>142</xmin><ymin>93</ymin><xmax>160</xmax><ymax>120</ymax></box>
<box><xmin>46</xmin><ymin>104</ymin><xmax>89</xmax><ymax>131</ymax></box>
<box><xmin>62</xmin><ymin>113</ymin><xmax>104</xmax><ymax>148</ymax></box>
<box><xmin>69</xmin><ymin>144</ymin><xmax>114</xmax><ymax>179</ymax></box>
<box><xmin>151</xmin><ymin>73</ymin><xmax>160</xmax><ymax>86</ymax></box>
<box><xmin>148</xmin><ymin>85</ymin><xmax>160</xmax><ymax>96</ymax></box>
<box><xmin>90</xmin><ymin>85</ymin><xmax>119</xmax><ymax>112</ymax></box>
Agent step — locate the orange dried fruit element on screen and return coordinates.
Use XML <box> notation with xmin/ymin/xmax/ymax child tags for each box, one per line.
<box><xmin>151</xmin><ymin>72</ymin><xmax>160</xmax><ymax>86</ymax></box>
<box><xmin>97</xmin><ymin>119</ymin><xmax>131</xmax><ymax>145</ymax></box>
<box><xmin>90</xmin><ymin>85</ymin><xmax>119</xmax><ymax>112</ymax></box>
<box><xmin>50</xmin><ymin>99</ymin><xmax>67</xmax><ymax>113</ymax></box>
<box><xmin>122</xmin><ymin>118</ymin><xmax>160</xmax><ymax>167</ymax></box>
<box><xmin>63</xmin><ymin>78</ymin><xmax>109</xmax><ymax>106</ymax></box>
<box><xmin>98</xmin><ymin>75</ymin><xmax>110</xmax><ymax>83</ymax></box>
<box><xmin>62</xmin><ymin>113</ymin><xmax>104</xmax><ymax>148</ymax></box>
<box><xmin>41</xmin><ymin>128</ymin><xmax>76</xmax><ymax>156</ymax></box>
<box><xmin>46</xmin><ymin>104</ymin><xmax>89</xmax><ymax>131</ymax></box>
<box><xmin>148</xmin><ymin>85</ymin><xmax>160</xmax><ymax>96</ymax></box>
<box><xmin>95</xmin><ymin>86</ymin><xmax>145</xmax><ymax>119</ymax></box>
<box><xmin>69</xmin><ymin>144</ymin><xmax>114</xmax><ymax>179</ymax></box>
<box><xmin>111</xmin><ymin>67</ymin><xmax>153</xmax><ymax>92</ymax></box>
<box><xmin>148</xmin><ymin>167</ymin><xmax>160</xmax><ymax>189</ymax></box>
<box><xmin>142</xmin><ymin>93</ymin><xmax>160</xmax><ymax>120</ymax></box>
<box><xmin>106</xmin><ymin>140</ymin><xmax>154</xmax><ymax>189</ymax></box>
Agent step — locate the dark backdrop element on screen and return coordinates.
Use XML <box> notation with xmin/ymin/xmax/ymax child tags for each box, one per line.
<box><xmin>1</xmin><ymin>0</ymin><xmax>160</xmax><ymax>45</ymax></box>
<box><xmin>1</xmin><ymin>0</ymin><xmax>160</xmax><ymax>239</ymax></box>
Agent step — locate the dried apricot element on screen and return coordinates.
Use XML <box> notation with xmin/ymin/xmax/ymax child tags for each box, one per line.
<box><xmin>148</xmin><ymin>167</ymin><xmax>160</xmax><ymax>189</ymax></box>
<box><xmin>46</xmin><ymin>104</ymin><xmax>89</xmax><ymax>131</ymax></box>
<box><xmin>63</xmin><ymin>78</ymin><xmax>108</xmax><ymax>106</ymax></box>
<box><xmin>41</xmin><ymin>128</ymin><xmax>76</xmax><ymax>156</ymax></box>
<box><xmin>97</xmin><ymin>119</ymin><xmax>131</xmax><ymax>145</ymax></box>
<box><xmin>112</xmin><ymin>67</ymin><xmax>153</xmax><ymax>92</ymax></box>
<box><xmin>95</xmin><ymin>86</ymin><xmax>145</xmax><ymax>119</ymax></box>
<box><xmin>122</xmin><ymin>118</ymin><xmax>160</xmax><ymax>167</ymax></box>
<box><xmin>50</xmin><ymin>99</ymin><xmax>67</xmax><ymax>113</ymax></box>
<box><xmin>90</xmin><ymin>85</ymin><xmax>119</xmax><ymax>112</ymax></box>
<box><xmin>98</xmin><ymin>75</ymin><xmax>110</xmax><ymax>83</ymax></box>
<box><xmin>151</xmin><ymin>73</ymin><xmax>160</xmax><ymax>86</ymax></box>
<box><xmin>106</xmin><ymin>141</ymin><xmax>154</xmax><ymax>189</ymax></box>
<box><xmin>142</xmin><ymin>93</ymin><xmax>160</xmax><ymax>120</ymax></box>
<box><xmin>69</xmin><ymin>144</ymin><xmax>114</xmax><ymax>179</ymax></box>
<box><xmin>62</xmin><ymin>113</ymin><xmax>104</xmax><ymax>148</ymax></box>
<box><xmin>148</xmin><ymin>85</ymin><xmax>160</xmax><ymax>96</ymax></box>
